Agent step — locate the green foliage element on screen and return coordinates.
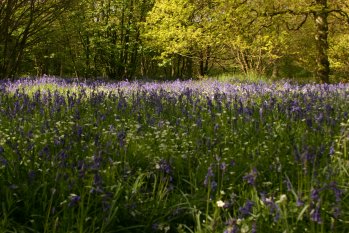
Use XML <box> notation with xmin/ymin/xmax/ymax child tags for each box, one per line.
<box><xmin>1</xmin><ymin>0</ymin><xmax>349</xmax><ymax>81</ymax></box>
<box><xmin>0</xmin><ymin>0</ymin><xmax>74</xmax><ymax>79</ymax></box>
<box><xmin>329</xmin><ymin>33</ymin><xmax>349</xmax><ymax>81</ymax></box>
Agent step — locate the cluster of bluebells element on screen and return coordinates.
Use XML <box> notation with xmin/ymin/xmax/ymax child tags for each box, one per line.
<box><xmin>239</xmin><ymin>200</ymin><xmax>255</xmax><ymax>218</ymax></box>
<box><xmin>243</xmin><ymin>168</ymin><xmax>258</xmax><ymax>186</ymax></box>
<box><xmin>204</xmin><ymin>165</ymin><xmax>217</xmax><ymax>191</ymax></box>
<box><xmin>0</xmin><ymin>76</ymin><xmax>348</xmax><ymax>232</ymax></box>
<box><xmin>260</xmin><ymin>193</ymin><xmax>281</xmax><ymax>222</ymax></box>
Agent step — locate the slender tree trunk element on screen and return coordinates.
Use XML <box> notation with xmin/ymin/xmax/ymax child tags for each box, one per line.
<box><xmin>118</xmin><ymin>4</ymin><xmax>126</xmax><ymax>78</ymax></box>
<box><xmin>314</xmin><ymin>0</ymin><xmax>330</xmax><ymax>83</ymax></box>
<box><xmin>0</xmin><ymin>1</ymin><xmax>11</xmax><ymax>79</ymax></box>
<box><xmin>199</xmin><ymin>47</ymin><xmax>210</xmax><ymax>77</ymax></box>
<box><xmin>204</xmin><ymin>46</ymin><xmax>211</xmax><ymax>75</ymax></box>
<box><xmin>186</xmin><ymin>57</ymin><xmax>193</xmax><ymax>78</ymax></box>
<box><xmin>199</xmin><ymin>51</ymin><xmax>205</xmax><ymax>76</ymax></box>
<box><xmin>271</xmin><ymin>61</ymin><xmax>279</xmax><ymax>79</ymax></box>
<box><xmin>9</xmin><ymin>0</ymin><xmax>35</xmax><ymax>79</ymax></box>
<box><xmin>240</xmin><ymin>51</ymin><xmax>250</xmax><ymax>75</ymax></box>
<box><xmin>141</xmin><ymin>50</ymin><xmax>147</xmax><ymax>77</ymax></box>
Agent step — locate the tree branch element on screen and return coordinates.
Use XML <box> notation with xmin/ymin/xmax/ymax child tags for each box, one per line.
<box><xmin>328</xmin><ymin>9</ymin><xmax>349</xmax><ymax>24</ymax></box>
<box><xmin>285</xmin><ymin>14</ymin><xmax>309</xmax><ymax>30</ymax></box>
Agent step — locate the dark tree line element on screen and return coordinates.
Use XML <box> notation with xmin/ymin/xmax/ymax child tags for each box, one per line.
<box><xmin>0</xmin><ymin>0</ymin><xmax>73</xmax><ymax>79</ymax></box>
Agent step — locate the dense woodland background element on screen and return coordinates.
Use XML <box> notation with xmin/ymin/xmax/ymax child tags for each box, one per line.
<box><xmin>1</xmin><ymin>0</ymin><xmax>349</xmax><ymax>83</ymax></box>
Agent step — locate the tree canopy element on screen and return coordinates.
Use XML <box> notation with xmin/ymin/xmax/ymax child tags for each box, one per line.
<box><xmin>1</xmin><ymin>0</ymin><xmax>348</xmax><ymax>82</ymax></box>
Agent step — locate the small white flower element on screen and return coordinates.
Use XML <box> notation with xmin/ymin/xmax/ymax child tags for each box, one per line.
<box><xmin>216</xmin><ymin>200</ymin><xmax>225</xmax><ymax>208</ymax></box>
<box><xmin>276</xmin><ymin>194</ymin><xmax>287</xmax><ymax>204</ymax></box>
<box><xmin>241</xmin><ymin>223</ymin><xmax>249</xmax><ymax>233</ymax></box>
<box><xmin>236</xmin><ymin>218</ymin><xmax>242</xmax><ymax>225</ymax></box>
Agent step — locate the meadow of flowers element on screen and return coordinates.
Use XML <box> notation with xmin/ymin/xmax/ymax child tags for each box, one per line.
<box><xmin>0</xmin><ymin>77</ymin><xmax>348</xmax><ymax>233</ymax></box>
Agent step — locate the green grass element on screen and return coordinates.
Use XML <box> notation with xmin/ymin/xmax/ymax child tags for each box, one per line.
<box><xmin>0</xmin><ymin>78</ymin><xmax>348</xmax><ymax>232</ymax></box>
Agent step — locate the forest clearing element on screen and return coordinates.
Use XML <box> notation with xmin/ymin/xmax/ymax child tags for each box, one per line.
<box><xmin>1</xmin><ymin>0</ymin><xmax>349</xmax><ymax>232</ymax></box>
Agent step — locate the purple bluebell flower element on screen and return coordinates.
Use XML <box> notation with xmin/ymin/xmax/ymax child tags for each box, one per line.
<box><xmin>58</xmin><ymin>151</ymin><xmax>68</xmax><ymax>167</ymax></box>
<box><xmin>310</xmin><ymin>188</ymin><xmax>320</xmax><ymax>203</ymax></box>
<box><xmin>224</xmin><ymin>218</ymin><xmax>239</xmax><ymax>233</ymax></box>
<box><xmin>304</xmin><ymin>148</ymin><xmax>316</xmax><ymax>164</ymax></box>
<box><xmin>90</xmin><ymin>186</ymin><xmax>104</xmax><ymax>195</ymax></box>
<box><xmin>214</xmin><ymin>123</ymin><xmax>219</xmax><ymax>134</ymax></box>
<box><xmin>296</xmin><ymin>197</ymin><xmax>305</xmax><ymax>207</ymax></box>
<box><xmin>196</xmin><ymin>117</ymin><xmax>202</xmax><ymax>127</ymax></box>
<box><xmin>39</xmin><ymin>146</ymin><xmax>50</xmax><ymax>158</ymax></box>
<box><xmin>238</xmin><ymin>99</ymin><xmax>244</xmax><ymax>114</ymax></box>
<box><xmin>91</xmin><ymin>154</ymin><xmax>103</xmax><ymax>170</ymax></box>
<box><xmin>175</xmin><ymin>118</ymin><xmax>181</xmax><ymax>126</ymax></box>
<box><xmin>117</xmin><ymin>130</ymin><xmax>127</xmax><ymax>148</ymax></box>
<box><xmin>0</xmin><ymin>156</ymin><xmax>7</xmax><ymax>166</ymax></box>
<box><xmin>243</xmin><ymin>168</ymin><xmax>257</xmax><ymax>186</ymax></box>
<box><xmin>310</xmin><ymin>205</ymin><xmax>322</xmax><ymax>224</ymax></box>
<box><xmin>102</xmin><ymin>192</ymin><xmax>113</xmax><ymax>212</ymax></box>
<box><xmin>251</xmin><ymin>221</ymin><xmax>257</xmax><ymax>233</ymax></box>
<box><xmin>222</xmin><ymin>201</ymin><xmax>231</xmax><ymax>209</ymax></box>
<box><xmin>76</xmin><ymin>126</ymin><xmax>83</xmax><ymax>137</ymax></box>
<box><xmin>204</xmin><ymin>165</ymin><xmax>214</xmax><ymax>187</ymax></box>
<box><xmin>211</xmin><ymin>181</ymin><xmax>218</xmax><ymax>191</ymax></box>
<box><xmin>68</xmin><ymin>194</ymin><xmax>81</xmax><ymax>207</ymax></box>
<box><xmin>329</xmin><ymin>145</ymin><xmax>335</xmax><ymax>156</ymax></box>
<box><xmin>260</xmin><ymin>193</ymin><xmax>281</xmax><ymax>222</ymax></box>
<box><xmin>239</xmin><ymin>200</ymin><xmax>254</xmax><ymax>218</ymax></box>
<box><xmin>329</xmin><ymin>181</ymin><xmax>343</xmax><ymax>202</ymax></box>
<box><xmin>220</xmin><ymin>162</ymin><xmax>227</xmax><ymax>172</ymax></box>
<box><xmin>77</xmin><ymin>161</ymin><xmax>86</xmax><ymax>179</ymax></box>
<box><xmin>333</xmin><ymin>206</ymin><xmax>341</xmax><ymax>218</ymax></box>
<box><xmin>284</xmin><ymin>177</ymin><xmax>292</xmax><ymax>192</ymax></box>
<box><xmin>206</xmin><ymin>97</ymin><xmax>213</xmax><ymax>110</ymax></box>
<box><xmin>157</xmin><ymin>159</ymin><xmax>172</xmax><ymax>174</ymax></box>
<box><xmin>94</xmin><ymin>173</ymin><xmax>103</xmax><ymax>187</ymax></box>
<box><xmin>315</xmin><ymin>112</ymin><xmax>324</xmax><ymax>124</ymax></box>
<box><xmin>306</xmin><ymin>118</ymin><xmax>313</xmax><ymax>128</ymax></box>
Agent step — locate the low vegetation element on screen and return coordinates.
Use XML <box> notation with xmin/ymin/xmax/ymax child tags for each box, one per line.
<box><xmin>0</xmin><ymin>77</ymin><xmax>348</xmax><ymax>232</ymax></box>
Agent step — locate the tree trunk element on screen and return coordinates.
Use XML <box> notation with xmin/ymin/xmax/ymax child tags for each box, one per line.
<box><xmin>314</xmin><ymin>0</ymin><xmax>330</xmax><ymax>83</ymax></box>
<box><xmin>199</xmin><ymin>47</ymin><xmax>211</xmax><ymax>77</ymax></box>
<box><xmin>199</xmin><ymin>51</ymin><xmax>205</xmax><ymax>76</ymax></box>
<box><xmin>271</xmin><ymin>61</ymin><xmax>279</xmax><ymax>79</ymax></box>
